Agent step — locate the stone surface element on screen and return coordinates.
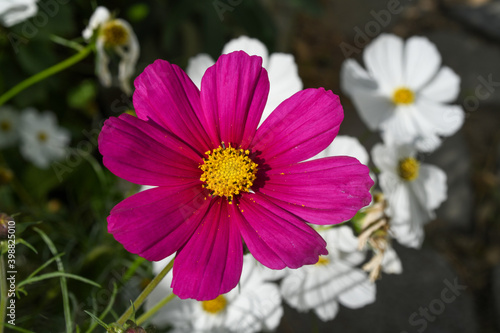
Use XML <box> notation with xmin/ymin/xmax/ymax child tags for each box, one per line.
<box><xmin>446</xmin><ymin>0</ymin><xmax>500</xmax><ymax>41</ymax></box>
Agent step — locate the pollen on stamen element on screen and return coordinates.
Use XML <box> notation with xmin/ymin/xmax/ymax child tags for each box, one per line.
<box><xmin>392</xmin><ymin>87</ymin><xmax>415</xmax><ymax>105</ymax></box>
<box><xmin>199</xmin><ymin>143</ymin><xmax>258</xmax><ymax>203</ymax></box>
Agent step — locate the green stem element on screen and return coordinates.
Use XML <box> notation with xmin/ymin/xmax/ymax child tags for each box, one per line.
<box><xmin>116</xmin><ymin>257</ymin><xmax>174</xmax><ymax>326</ymax></box>
<box><xmin>0</xmin><ymin>43</ymin><xmax>95</xmax><ymax>107</ymax></box>
<box><xmin>0</xmin><ymin>254</ymin><xmax>7</xmax><ymax>333</ymax></box>
<box><xmin>136</xmin><ymin>293</ymin><xmax>176</xmax><ymax>326</ymax></box>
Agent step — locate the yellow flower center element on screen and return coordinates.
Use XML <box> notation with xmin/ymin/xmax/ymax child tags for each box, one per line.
<box><xmin>101</xmin><ymin>20</ymin><xmax>129</xmax><ymax>46</ymax></box>
<box><xmin>37</xmin><ymin>131</ymin><xmax>48</xmax><ymax>142</ymax></box>
<box><xmin>315</xmin><ymin>256</ymin><xmax>330</xmax><ymax>266</ymax></box>
<box><xmin>0</xmin><ymin>120</ymin><xmax>11</xmax><ymax>132</ymax></box>
<box><xmin>398</xmin><ymin>157</ymin><xmax>420</xmax><ymax>181</ymax></box>
<box><xmin>201</xmin><ymin>295</ymin><xmax>227</xmax><ymax>314</ymax></box>
<box><xmin>392</xmin><ymin>87</ymin><xmax>415</xmax><ymax>105</ymax></box>
<box><xmin>199</xmin><ymin>144</ymin><xmax>258</xmax><ymax>203</ymax></box>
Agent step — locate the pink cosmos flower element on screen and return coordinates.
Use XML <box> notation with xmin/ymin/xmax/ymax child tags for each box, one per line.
<box><xmin>98</xmin><ymin>51</ymin><xmax>373</xmax><ymax>301</ymax></box>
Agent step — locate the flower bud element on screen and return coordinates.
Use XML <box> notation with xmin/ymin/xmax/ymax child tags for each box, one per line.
<box><xmin>0</xmin><ymin>168</ymin><xmax>13</xmax><ymax>185</ymax></box>
<box><xmin>0</xmin><ymin>213</ymin><xmax>13</xmax><ymax>240</ymax></box>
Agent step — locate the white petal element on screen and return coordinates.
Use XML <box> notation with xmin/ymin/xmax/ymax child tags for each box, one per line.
<box><xmin>381</xmin><ymin>174</ymin><xmax>410</xmax><ymax>221</ymax></box>
<box><xmin>336</xmin><ymin>265</ymin><xmax>376</xmax><ymax>309</ymax></box>
<box><xmin>419</xmin><ymin>66</ymin><xmax>461</xmax><ymax>103</ymax></box>
<box><xmin>262</xmin><ymin>53</ymin><xmax>303</xmax><ymax>125</ymax></box>
<box><xmin>83</xmin><ymin>6</ymin><xmax>110</xmax><ymax>40</ymax></box>
<box><xmin>186</xmin><ymin>53</ymin><xmax>214</xmax><ymax>89</ymax></box>
<box><xmin>324</xmin><ymin>226</ymin><xmax>359</xmax><ymax>253</ymax></box>
<box><xmin>340</xmin><ymin>58</ymin><xmax>396</xmax><ymax>131</ymax></box>
<box><xmin>414</xmin><ymin>132</ymin><xmax>442</xmax><ymax>153</ymax></box>
<box><xmin>281</xmin><ymin>266</ymin><xmax>338</xmax><ymax>314</ymax></box>
<box><xmin>0</xmin><ymin>0</ymin><xmax>38</xmax><ymax>27</ymax></box>
<box><xmin>221</xmin><ymin>36</ymin><xmax>269</xmax><ymax>68</ymax></box>
<box><xmin>381</xmin><ymin>246</ymin><xmax>403</xmax><ymax>274</ymax></box>
<box><xmin>404</xmin><ymin>36</ymin><xmax>441</xmax><ymax>91</ymax></box>
<box><xmin>371</xmin><ymin>143</ymin><xmax>398</xmax><ymax>173</ymax></box>
<box><xmin>380</xmin><ymin>105</ymin><xmax>421</xmax><ymax>147</ymax></box>
<box><xmin>315</xmin><ymin>135</ymin><xmax>369</xmax><ymax>165</ymax></box>
<box><xmin>349</xmin><ymin>89</ymin><xmax>396</xmax><ymax>131</ymax></box>
<box><xmin>411</xmin><ymin>164</ymin><xmax>447</xmax><ymax>211</ymax></box>
<box><xmin>95</xmin><ymin>39</ymin><xmax>112</xmax><ymax>87</ymax></box>
<box><xmin>314</xmin><ymin>298</ymin><xmax>339</xmax><ymax>322</ymax></box>
<box><xmin>363</xmin><ymin>33</ymin><xmax>404</xmax><ymax>94</ymax></box>
<box><xmin>115</xmin><ymin>20</ymin><xmax>140</xmax><ymax>95</ymax></box>
<box><xmin>226</xmin><ymin>282</ymin><xmax>283</xmax><ymax>333</ymax></box>
<box><xmin>416</xmin><ymin>98</ymin><xmax>464</xmax><ymax>137</ymax></box>
<box><xmin>340</xmin><ymin>59</ymin><xmax>378</xmax><ymax>96</ymax></box>
<box><xmin>390</xmin><ymin>220</ymin><xmax>424</xmax><ymax>248</ymax></box>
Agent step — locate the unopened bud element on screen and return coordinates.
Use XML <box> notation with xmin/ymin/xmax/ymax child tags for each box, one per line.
<box><xmin>0</xmin><ymin>213</ymin><xmax>13</xmax><ymax>240</ymax></box>
<box><xmin>0</xmin><ymin>168</ymin><xmax>13</xmax><ymax>185</ymax></box>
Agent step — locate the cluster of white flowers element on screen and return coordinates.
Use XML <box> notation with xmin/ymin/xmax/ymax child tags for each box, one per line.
<box><xmin>341</xmin><ymin>34</ymin><xmax>464</xmax><ymax>253</ymax></box>
<box><xmin>0</xmin><ymin>106</ymin><xmax>69</xmax><ymax>168</ymax></box>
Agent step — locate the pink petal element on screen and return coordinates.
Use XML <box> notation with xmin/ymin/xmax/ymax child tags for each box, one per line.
<box><xmin>250</xmin><ymin>88</ymin><xmax>343</xmax><ymax>168</ymax></box>
<box><xmin>172</xmin><ymin>198</ymin><xmax>243</xmax><ymax>300</ymax></box>
<box><xmin>98</xmin><ymin>114</ymin><xmax>202</xmax><ymax>186</ymax></box>
<box><xmin>257</xmin><ymin>156</ymin><xmax>373</xmax><ymax>225</ymax></box>
<box><xmin>234</xmin><ymin>193</ymin><xmax>328</xmax><ymax>270</ymax></box>
<box><xmin>200</xmin><ymin>51</ymin><xmax>270</xmax><ymax>148</ymax></box>
<box><xmin>256</xmin><ymin>156</ymin><xmax>373</xmax><ymax>224</ymax></box>
<box><xmin>108</xmin><ymin>184</ymin><xmax>210</xmax><ymax>261</ymax></box>
<box><xmin>134</xmin><ymin>59</ymin><xmax>213</xmax><ymax>153</ymax></box>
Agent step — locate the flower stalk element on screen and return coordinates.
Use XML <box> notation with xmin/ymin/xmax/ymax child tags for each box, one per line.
<box><xmin>0</xmin><ymin>43</ymin><xmax>95</xmax><ymax>107</ymax></box>
<box><xmin>0</xmin><ymin>254</ymin><xmax>7</xmax><ymax>333</ymax></box>
<box><xmin>136</xmin><ymin>293</ymin><xmax>176</xmax><ymax>326</ymax></box>
<box><xmin>116</xmin><ymin>257</ymin><xmax>174</xmax><ymax>326</ymax></box>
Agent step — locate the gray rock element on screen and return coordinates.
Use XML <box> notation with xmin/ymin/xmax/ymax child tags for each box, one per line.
<box><xmin>445</xmin><ymin>1</ymin><xmax>500</xmax><ymax>41</ymax></box>
<box><xmin>426</xmin><ymin>132</ymin><xmax>473</xmax><ymax>229</ymax></box>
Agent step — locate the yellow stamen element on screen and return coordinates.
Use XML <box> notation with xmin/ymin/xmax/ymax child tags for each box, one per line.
<box><xmin>398</xmin><ymin>157</ymin><xmax>419</xmax><ymax>181</ymax></box>
<box><xmin>37</xmin><ymin>131</ymin><xmax>48</xmax><ymax>142</ymax></box>
<box><xmin>101</xmin><ymin>20</ymin><xmax>129</xmax><ymax>46</ymax></box>
<box><xmin>392</xmin><ymin>87</ymin><xmax>415</xmax><ymax>105</ymax></box>
<box><xmin>315</xmin><ymin>256</ymin><xmax>330</xmax><ymax>266</ymax></box>
<box><xmin>0</xmin><ymin>121</ymin><xmax>11</xmax><ymax>132</ymax></box>
<box><xmin>199</xmin><ymin>144</ymin><xmax>258</xmax><ymax>203</ymax></box>
<box><xmin>201</xmin><ymin>295</ymin><xmax>227</xmax><ymax>314</ymax></box>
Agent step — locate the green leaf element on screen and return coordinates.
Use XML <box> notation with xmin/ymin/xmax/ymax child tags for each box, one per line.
<box><xmin>83</xmin><ymin>310</ymin><xmax>108</xmax><ymax>330</ymax></box>
<box><xmin>18</xmin><ymin>271</ymin><xmax>101</xmax><ymax>289</ymax></box>
<box><xmin>16</xmin><ymin>238</ymin><xmax>38</xmax><ymax>254</ymax></box>
<box><xmin>3</xmin><ymin>323</ymin><xmax>35</xmax><ymax>333</ymax></box>
<box><xmin>26</xmin><ymin>252</ymin><xmax>65</xmax><ymax>280</ymax></box>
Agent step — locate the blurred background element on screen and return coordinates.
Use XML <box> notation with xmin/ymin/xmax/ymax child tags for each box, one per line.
<box><xmin>0</xmin><ymin>0</ymin><xmax>499</xmax><ymax>332</ymax></box>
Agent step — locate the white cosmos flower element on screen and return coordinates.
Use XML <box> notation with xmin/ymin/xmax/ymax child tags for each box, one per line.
<box><xmin>0</xmin><ymin>0</ymin><xmax>38</xmax><ymax>27</ymax></box>
<box><xmin>341</xmin><ymin>34</ymin><xmax>464</xmax><ymax>152</ymax></box>
<box><xmin>18</xmin><ymin>108</ymin><xmax>70</xmax><ymax>169</ymax></box>
<box><xmin>371</xmin><ymin>143</ymin><xmax>447</xmax><ymax>248</ymax></box>
<box><xmin>280</xmin><ymin>226</ymin><xmax>375</xmax><ymax>321</ymax></box>
<box><xmin>186</xmin><ymin>35</ymin><xmax>303</xmax><ymax>125</ymax></box>
<box><xmin>0</xmin><ymin>106</ymin><xmax>19</xmax><ymax>148</ymax></box>
<box><xmin>82</xmin><ymin>6</ymin><xmax>139</xmax><ymax>95</ymax></box>
<box><xmin>145</xmin><ymin>254</ymin><xmax>283</xmax><ymax>333</ymax></box>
